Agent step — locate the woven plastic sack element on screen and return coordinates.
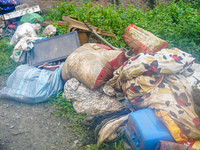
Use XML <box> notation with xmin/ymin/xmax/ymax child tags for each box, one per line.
<box><xmin>61</xmin><ymin>43</ymin><xmax>127</xmax><ymax>90</ymax></box>
<box><xmin>0</xmin><ymin>63</ymin><xmax>64</xmax><ymax>103</ymax></box>
<box><xmin>20</xmin><ymin>13</ymin><xmax>44</xmax><ymax>24</ymax></box>
<box><xmin>123</xmin><ymin>24</ymin><xmax>169</xmax><ymax>54</ymax></box>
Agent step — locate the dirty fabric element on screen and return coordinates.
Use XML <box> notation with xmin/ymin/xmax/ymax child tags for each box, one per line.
<box><xmin>83</xmin><ymin>107</ymin><xmax>132</xmax><ymax>147</ymax></box>
<box><xmin>42</xmin><ymin>24</ymin><xmax>56</xmax><ymax>37</ymax></box>
<box><xmin>10</xmin><ymin>37</ymin><xmax>46</xmax><ymax>63</ymax></box>
<box><xmin>0</xmin><ymin>63</ymin><xmax>64</xmax><ymax>103</ymax></box>
<box><xmin>96</xmin><ymin>114</ymin><xmax>129</xmax><ymax>147</ymax></box>
<box><xmin>155</xmin><ymin>110</ymin><xmax>200</xmax><ymax>149</ymax></box>
<box><xmin>186</xmin><ymin>63</ymin><xmax>200</xmax><ymax>87</ymax></box>
<box><xmin>107</xmin><ymin>48</ymin><xmax>200</xmax><ymax>140</ymax></box>
<box><xmin>82</xmin><ymin>107</ymin><xmax>132</xmax><ymax>130</ymax></box>
<box><xmin>10</xmin><ymin>23</ymin><xmax>41</xmax><ymax>45</ymax></box>
<box><xmin>155</xmin><ymin>140</ymin><xmax>195</xmax><ymax>150</ymax></box>
<box><xmin>63</xmin><ymin>78</ymin><xmax>125</xmax><ymax>115</ymax></box>
<box><xmin>192</xmin><ymin>85</ymin><xmax>200</xmax><ymax>118</ymax></box>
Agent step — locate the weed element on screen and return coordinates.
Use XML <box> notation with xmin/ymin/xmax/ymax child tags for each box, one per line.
<box><xmin>0</xmin><ymin>38</ymin><xmax>17</xmax><ymax>75</ymax></box>
<box><xmin>50</xmin><ymin>92</ymin><xmax>86</xmax><ymax>133</ymax></box>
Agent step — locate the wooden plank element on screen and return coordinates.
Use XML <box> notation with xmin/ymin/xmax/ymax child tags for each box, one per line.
<box><xmin>40</xmin><ymin>18</ymin><xmax>115</xmax><ymax>37</ymax></box>
<box><xmin>3</xmin><ymin>5</ymin><xmax>40</xmax><ymax>20</ymax></box>
<box><xmin>62</xmin><ymin>16</ymin><xmax>115</xmax><ymax>37</ymax></box>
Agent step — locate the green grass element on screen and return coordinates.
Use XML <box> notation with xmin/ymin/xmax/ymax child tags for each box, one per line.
<box><xmin>50</xmin><ymin>92</ymin><xmax>87</xmax><ymax>133</ymax></box>
<box><xmin>43</xmin><ymin>0</ymin><xmax>200</xmax><ymax>61</ymax></box>
<box><xmin>0</xmin><ymin>38</ymin><xmax>17</xmax><ymax>75</ymax></box>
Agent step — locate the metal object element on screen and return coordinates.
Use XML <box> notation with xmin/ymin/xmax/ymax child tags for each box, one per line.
<box><xmin>82</xmin><ymin>19</ymin><xmax>118</xmax><ymax>50</ymax></box>
<box><xmin>29</xmin><ymin>31</ymin><xmax>80</xmax><ymax>66</ymax></box>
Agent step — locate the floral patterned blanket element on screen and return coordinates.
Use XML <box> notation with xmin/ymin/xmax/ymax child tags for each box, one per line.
<box><xmin>108</xmin><ymin>48</ymin><xmax>200</xmax><ymax>140</ymax></box>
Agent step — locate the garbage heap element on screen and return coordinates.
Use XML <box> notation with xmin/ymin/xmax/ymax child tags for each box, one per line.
<box><xmin>0</xmin><ymin>8</ymin><xmax>200</xmax><ymax>150</ymax></box>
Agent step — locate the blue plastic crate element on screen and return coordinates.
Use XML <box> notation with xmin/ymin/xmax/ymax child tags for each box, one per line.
<box><xmin>125</xmin><ymin>108</ymin><xmax>175</xmax><ymax>150</ymax></box>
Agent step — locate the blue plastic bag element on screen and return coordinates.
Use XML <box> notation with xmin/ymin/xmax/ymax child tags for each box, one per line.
<box><xmin>0</xmin><ymin>0</ymin><xmax>22</xmax><ymax>11</ymax></box>
<box><xmin>0</xmin><ymin>63</ymin><xmax>64</xmax><ymax>103</ymax></box>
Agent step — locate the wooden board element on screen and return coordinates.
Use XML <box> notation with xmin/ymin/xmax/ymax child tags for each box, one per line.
<box><xmin>3</xmin><ymin>5</ymin><xmax>40</xmax><ymax>20</ymax></box>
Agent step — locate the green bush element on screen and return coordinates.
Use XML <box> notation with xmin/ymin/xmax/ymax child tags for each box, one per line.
<box><xmin>43</xmin><ymin>0</ymin><xmax>200</xmax><ymax>61</ymax></box>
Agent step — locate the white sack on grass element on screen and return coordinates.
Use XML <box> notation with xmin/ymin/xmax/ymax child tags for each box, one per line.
<box><xmin>10</xmin><ymin>23</ymin><xmax>41</xmax><ymax>45</ymax></box>
<box><xmin>42</xmin><ymin>24</ymin><xmax>56</xmax><ymax>37</ymax></box>
<box><xmin>10</xmin><ymin>37</ymin><xmax>45</xmax><ymax>63</ymax></box>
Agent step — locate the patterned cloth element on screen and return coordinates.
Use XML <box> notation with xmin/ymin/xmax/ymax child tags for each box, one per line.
<box><xmin>155</xmin><ymin>110</ymin><xmax>200</xmax><ymax>149</ymax></box>
<box><xmin>108</xmin><ymin>48</ymin><xmax>200</xmax><ymax>140</ymax></box>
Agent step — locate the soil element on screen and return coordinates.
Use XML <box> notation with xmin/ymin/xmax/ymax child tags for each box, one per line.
<box><xmin>0</xmin><ymin>74</ymin><xmax>94</xmax><ymax>150</ymax></box>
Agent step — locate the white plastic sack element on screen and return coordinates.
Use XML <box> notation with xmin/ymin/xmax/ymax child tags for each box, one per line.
<box><xmin>42</xmin><ymin>25</ymin><xmax>56</xmax><ymax>37</ymax></box>
<box><xmin>10</xmin><ymin>23</ymin><xmax>41</xmax><ymax>45</ymax></box>
<box><xmin>10</xmin><ymin>37</ymin><xmax>46</xmax><ymax>63</ymax></box>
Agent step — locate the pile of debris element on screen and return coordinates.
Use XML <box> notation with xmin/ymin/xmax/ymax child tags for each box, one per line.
<box><xmin>1</xmin><ymin>2</ymin><xmax>200</xmax><ymax>150</ymax></box>
<box><xmin>0</xmin><ymin>0</ymin><xmax>41</xmax><ymax>37</ymax></box>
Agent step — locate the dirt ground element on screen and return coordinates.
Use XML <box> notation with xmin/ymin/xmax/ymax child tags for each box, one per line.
<box><xmin>0</xmin><ymin>74</ymin><xmax>94</xmax><ymax>150</ymax></box>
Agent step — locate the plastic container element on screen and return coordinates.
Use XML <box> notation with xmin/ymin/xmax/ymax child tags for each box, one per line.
<box><xmin>125</xmin><ymin>108</ymin><xmax>175</xmax><ymax>150</ymax></box>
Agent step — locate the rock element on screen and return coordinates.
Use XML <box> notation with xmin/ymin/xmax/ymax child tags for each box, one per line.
<box><xmin>72</xmin><ymin>140</ymin><xmax>79</xmax><ymax>148</ymax></box>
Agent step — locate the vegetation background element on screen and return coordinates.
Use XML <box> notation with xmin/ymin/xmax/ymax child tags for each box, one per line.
<box><xmin>0</xmin><ymin>0</ymin><xmax>199</xmax><ymax>149</ymax></box>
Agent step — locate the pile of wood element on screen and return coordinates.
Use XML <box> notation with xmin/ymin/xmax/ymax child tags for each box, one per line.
<box><xmin>40</xmin><ymin>16</ymin><xmax>116</xmax><ymax>46</ymax></box>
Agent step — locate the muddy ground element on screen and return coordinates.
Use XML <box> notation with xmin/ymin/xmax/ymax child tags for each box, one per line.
<box><xmin>0</xmin><ymin>74</ymin><xmax>94</xmax><ymax>150</ymax></box>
